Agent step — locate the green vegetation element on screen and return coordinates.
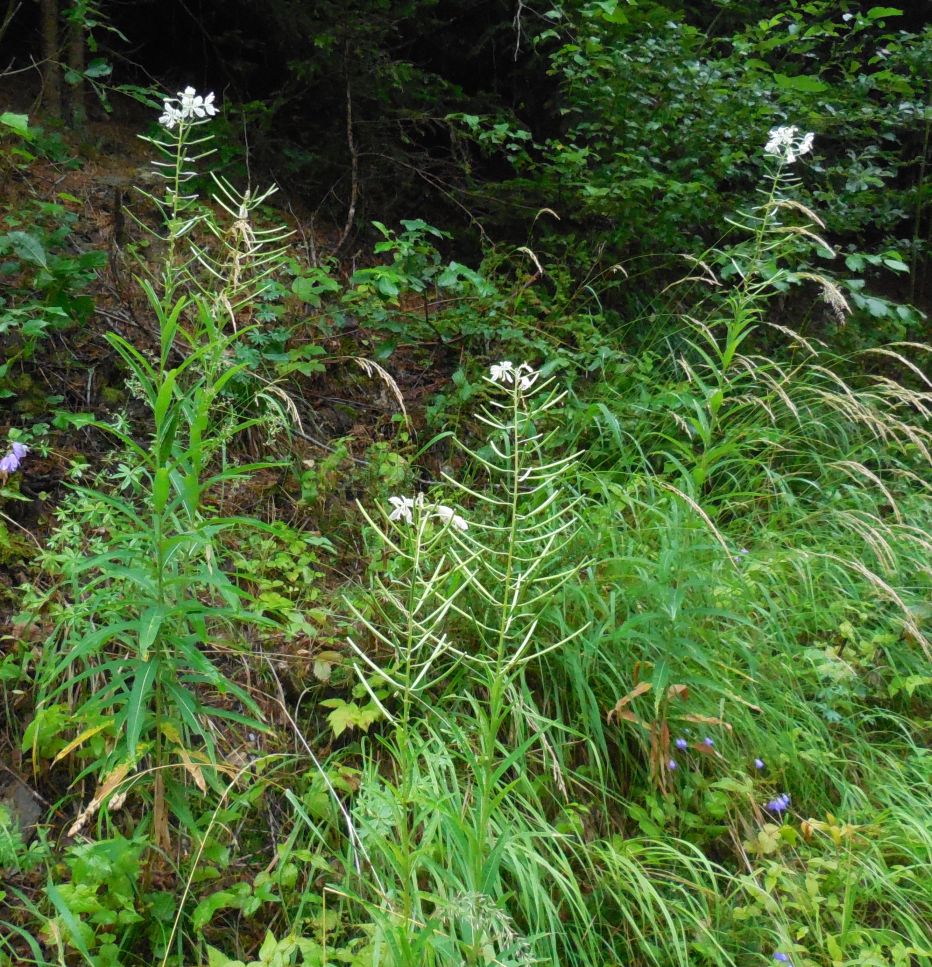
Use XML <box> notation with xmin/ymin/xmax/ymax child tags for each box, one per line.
<box><xmin>0</xmin><ymin>3</ymin><xmax>929</xmax><ymax>966</ymax></box>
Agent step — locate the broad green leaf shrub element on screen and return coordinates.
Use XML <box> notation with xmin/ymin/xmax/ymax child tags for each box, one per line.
<box><xmin>448</xmin><ymin>2</ymin><xmax>930</xmax><ymax>344</ymax></box>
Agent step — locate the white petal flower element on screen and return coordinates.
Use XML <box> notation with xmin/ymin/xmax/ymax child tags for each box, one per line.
<box><xmin>179</xmin><ymin>86</ymin><xmax>197</xmax><ymax>115</ymax></box>
<box><xmin>433</xmin><ymin>504</ymin><xmax>469</xmax><ymax>531</ymax></box>
<box><xmin>168</xmin><ymin>87</ymin><xmax>220</xmax><ymax>122</ymax></box>
<box><xmin>388</xmin><ymin>495</ymin><xmax>415</xmax><ymax>524</ymax></box>
<box><xmin>490</xmin><ymin>360</ymin><xmax>539</xmax><ymax>390</ymax></box>
<box><xmin>158</xmin><ymin>101</ymin><xmax>182</xmax><ymax>129</ymax></box>
<box><xmin>764</xmin><ymin>125</ymin><xmax>797</xmax><ymax>157</ymax></box>
<box><xmin>764</xmin><ymin>125</ymin><xmax>815</xmax><ymax>164</ymax></box>
<box><xmin>515</xmin><ymin>362</ymin><xmax>539</xmax><ymax>391</ymax></box>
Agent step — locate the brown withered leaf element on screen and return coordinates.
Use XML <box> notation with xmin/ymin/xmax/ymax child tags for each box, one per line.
<box><xmin>175</xmin><ymin>746</ymin><xmax>207</xmax><ymax>793</ymax></box>
<box><xmin>681</xmin><ymin>712</ymin><xmax>732</xmax><ymax>730</ymax></box>
<box><xmin>607</xmin><ymin>681</ymin><xmax>652</xmax><ymax>724</ymax></box>
<box><xmin>67</xmin><ymin>760</ymin><xmax>132</xmax><ymax>837</ymax></box>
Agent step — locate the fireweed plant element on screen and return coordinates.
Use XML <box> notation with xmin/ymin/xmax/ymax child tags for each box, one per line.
<box><xmin>28</xmin><ymin>88</ymin><xmax>289</xmax><ymax>843</ymax></box>
<box><xmin>554</xmin><ymin>125</ymin><xmax>932</xmax><ymax>961</ymax></box>
<box><xmin>336</xmin><ymin>363</ymin><xmax>594</xmax><ymax>962</ymax></box>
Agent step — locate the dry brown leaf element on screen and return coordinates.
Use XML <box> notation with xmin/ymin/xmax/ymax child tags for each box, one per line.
<box><xmin>176</xmin><ymin>746</ymin><xmax>207</xmax><ymax>793</ymax></box>
<box><xmin>682</xmin><ymin>713</ymin><xmax>732</xmax><ymax>730</ymax></box>
<box><xmin>607</xmin><ymin>681</ymin><xmax>652</xmax><ymax>723</ymax></box>
<box><xmin>67</xmin><ymin>761</ymin><xmax>132</xmax><ymax>837</ymax></box>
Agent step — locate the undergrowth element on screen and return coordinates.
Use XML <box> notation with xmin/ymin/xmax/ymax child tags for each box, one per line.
<box><xmin>0</xmin><ymin>71</ymin><xmax>929</xmax><ymax>967</ymax></box>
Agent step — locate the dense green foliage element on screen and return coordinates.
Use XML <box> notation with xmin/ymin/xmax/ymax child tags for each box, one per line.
<box><xmin>1</xmin><ymin>2</ymin><xmax>930</xmax><ymax>967</ymax></box>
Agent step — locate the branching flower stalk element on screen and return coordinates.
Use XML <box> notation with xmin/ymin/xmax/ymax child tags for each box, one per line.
<box><xmin>348</xmin><ymin>495</ymin><xmax>482</xmax><ymax>927</ymax></box>
<box><xmin>685</xmin><ymin>125</ymin><xmax>823</xmax><ymax>490</ymax></box>
<box><xmin>138</xmin><ymin>87</ymin><xmax>219</xmax><ymax>299</ymax></box>
<box><xmin>33</xmin><ymin>87</ymin><xmax>293</xmax><ymax>845</ymax></box>
<box><xmin>454</xmin><ymin>365</ymin><xmax>586</xmax><ymax>957</ymax></box>
<box><xmin>349</xmin><ymin>362</ymin><xmax>588</xmax><ymax>960</ymax></box>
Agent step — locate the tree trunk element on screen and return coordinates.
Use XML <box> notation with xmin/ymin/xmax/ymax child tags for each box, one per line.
<box><xmin>39</xmin><ymin>0</ymin><xmax>62</xmax><ymax>119</ymax></box>
<box><xmin>0</xmin><ymin>0</ymin><xmax>22</xmax><ymax>48</ymax></box>
<box><xmin>67</xmin><ymin>14</ymin><xmax>86</xmax><ymax>127</ymax></box>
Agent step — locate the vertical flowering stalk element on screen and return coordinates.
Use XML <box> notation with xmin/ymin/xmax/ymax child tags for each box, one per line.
<box><xmin>746</xmin><ymin>125</ymin><xmax>817</xmax><ymax>291</ymax></box>
<box><xmin>139</xmin><ymin>86</ymin><xmax>219</xmax><ymax>297</ymax></box>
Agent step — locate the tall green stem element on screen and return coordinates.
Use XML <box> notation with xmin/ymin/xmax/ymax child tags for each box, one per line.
<box><xmin>469</xmin><ymin>380</ymin><xmax>524</xmax><ymax>958</ymax></box>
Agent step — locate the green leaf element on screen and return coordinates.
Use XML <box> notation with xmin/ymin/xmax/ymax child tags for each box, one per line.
<box><xmin>84</xmin><ymin>58</ymin><xmax>112</xmax><ymax>78</ymax></box>
<box><xmin>207</xmin><ymin>946</ymin><xmax>246</xmax><ymax>967</ymax></box>
<box><xmin>2</xmin><ymin>231</ymin><xmax>48</xmax><ymax>269</ymax></box>
<box><xmin>866</xmin><ymin>7</ymin><xmax>902</xmax><ymax>18</ymax></box>
<box><xmin>375</xmin><ymin>274</ymin><xmax>400</xmax><ymax>298</ymax></box>
<box><xmin>292</xmin><ymin>272</ymin><xmax>340</xmax><ymax>306</ymax></box>
<box><xmin>320</xmin><ymin>699</ymin><xmax>379</xmax><ymax>737</ymax></box>
<box><xmin>774</xmin><ymin>73</ymin><xmax>829</xmax><ymax>93</ymax></box>
<box><xmin>46</xmin><ymin>882</ymin><xmax>96</xmax><ymax>963</ymax></box>
<box><xmin>0</xmin><ymin>112</ymin><xmax>30</xmax><ymax>138</ymax></box>
<box><xmin>192</xmin><ymin>883</ymin><xmax>251</xmax><ymax>932</ymax></box>
<box><xmin>137</xmin><ymin>606</ymin><xmax>166</xmax><ymax>661</ymax></box>
<box><xmin>153</xmin><ymin>371</ymin><xmax>177</xmax><ymax>428</ymax></box>
<box><xmin>845</xmin><ymin>253</ymin><xmax>865</xmax><ymax>271</ymax></box>
<box><xmin>125</xmin><ymin>659</ymin><xmax>158</xmax><ymax>756</ymax></box>
<box><xmin>592</xmin><ymin>0</ymin><xmax>628</xmax><ymax>23</ymax></box>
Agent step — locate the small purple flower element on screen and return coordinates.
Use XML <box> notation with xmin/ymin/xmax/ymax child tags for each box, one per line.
<box><xmin>703</xmin><ymin>737</ymin><xmax>714</xmax><ymax>748</ymax></box>
<box><xmin>773</xmin><ymin>954</ymin><xmax>791</xmax><ymax>965</ymax></box>
<box><xmin>754</xmin><ymin>758</ymin><xmax>765</xmax><ymax>770</ymax></box>
<box><xmin>765</xmin><ymin>793</ymin><xmax>791</xmax><ymax>814</ymax></box>
<box><xmin>675</xmin><ymin>737</ymin><xmax>688</xmax><ymax>751</ymax></box>
<box><xmin>0</xmin><ymin>441</ymin><xmax>28</xmax><ymax>475</ymax></box>
<box><xmin>667</xmin><ymin>759</ymin><xmax>677</xmax><ymax>771</ymax></box>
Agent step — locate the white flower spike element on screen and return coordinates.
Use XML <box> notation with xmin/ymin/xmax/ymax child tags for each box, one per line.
<box><xmin>489</xmin><ymin>360</ymin><xmax>539</xmax><ymax>390</ymax></box>
<box><xmin>764</xmin><ymin>125</ymin><xmax>815</xmax><ymax>164</ymax></box>
<box><xmin>158</xmin><ymin>87</ymin><xmax>219</xmax><ymax>129</ymax></box>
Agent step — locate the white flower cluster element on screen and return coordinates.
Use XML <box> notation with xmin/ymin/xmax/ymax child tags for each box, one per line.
<box><xmin>764</xmin><ymin>126</ymin><xmax>815</xmax><ymax>164</ymax></box>
<box><xmin>159</xmin><ymin>86</ymin><xmax>218</xmax><ymax>129</ymax></box>
<box><xmin>388</xmin><ymin>494</ymin><xmax>469</xmax><ymax>531</ymax></box>
<box><xmin>489</xmin><ymin>361</ymin><xmax>538</xmax><ymax>391</ymax></box>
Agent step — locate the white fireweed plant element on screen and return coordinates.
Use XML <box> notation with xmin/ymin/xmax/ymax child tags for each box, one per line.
<box><xmin>32</xmin><ymin>87</ymin><xmax>291</xmax><ymax>846</ymax></box>
<box><xmin>657</xmin><ymin>124</ymin><xmax>839</xmax><ymax>500</ymax></box>
<box><xmin>343</xmin><ymin>363</ymin><xmax>589</xmax><ymax>962</ymax></box>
